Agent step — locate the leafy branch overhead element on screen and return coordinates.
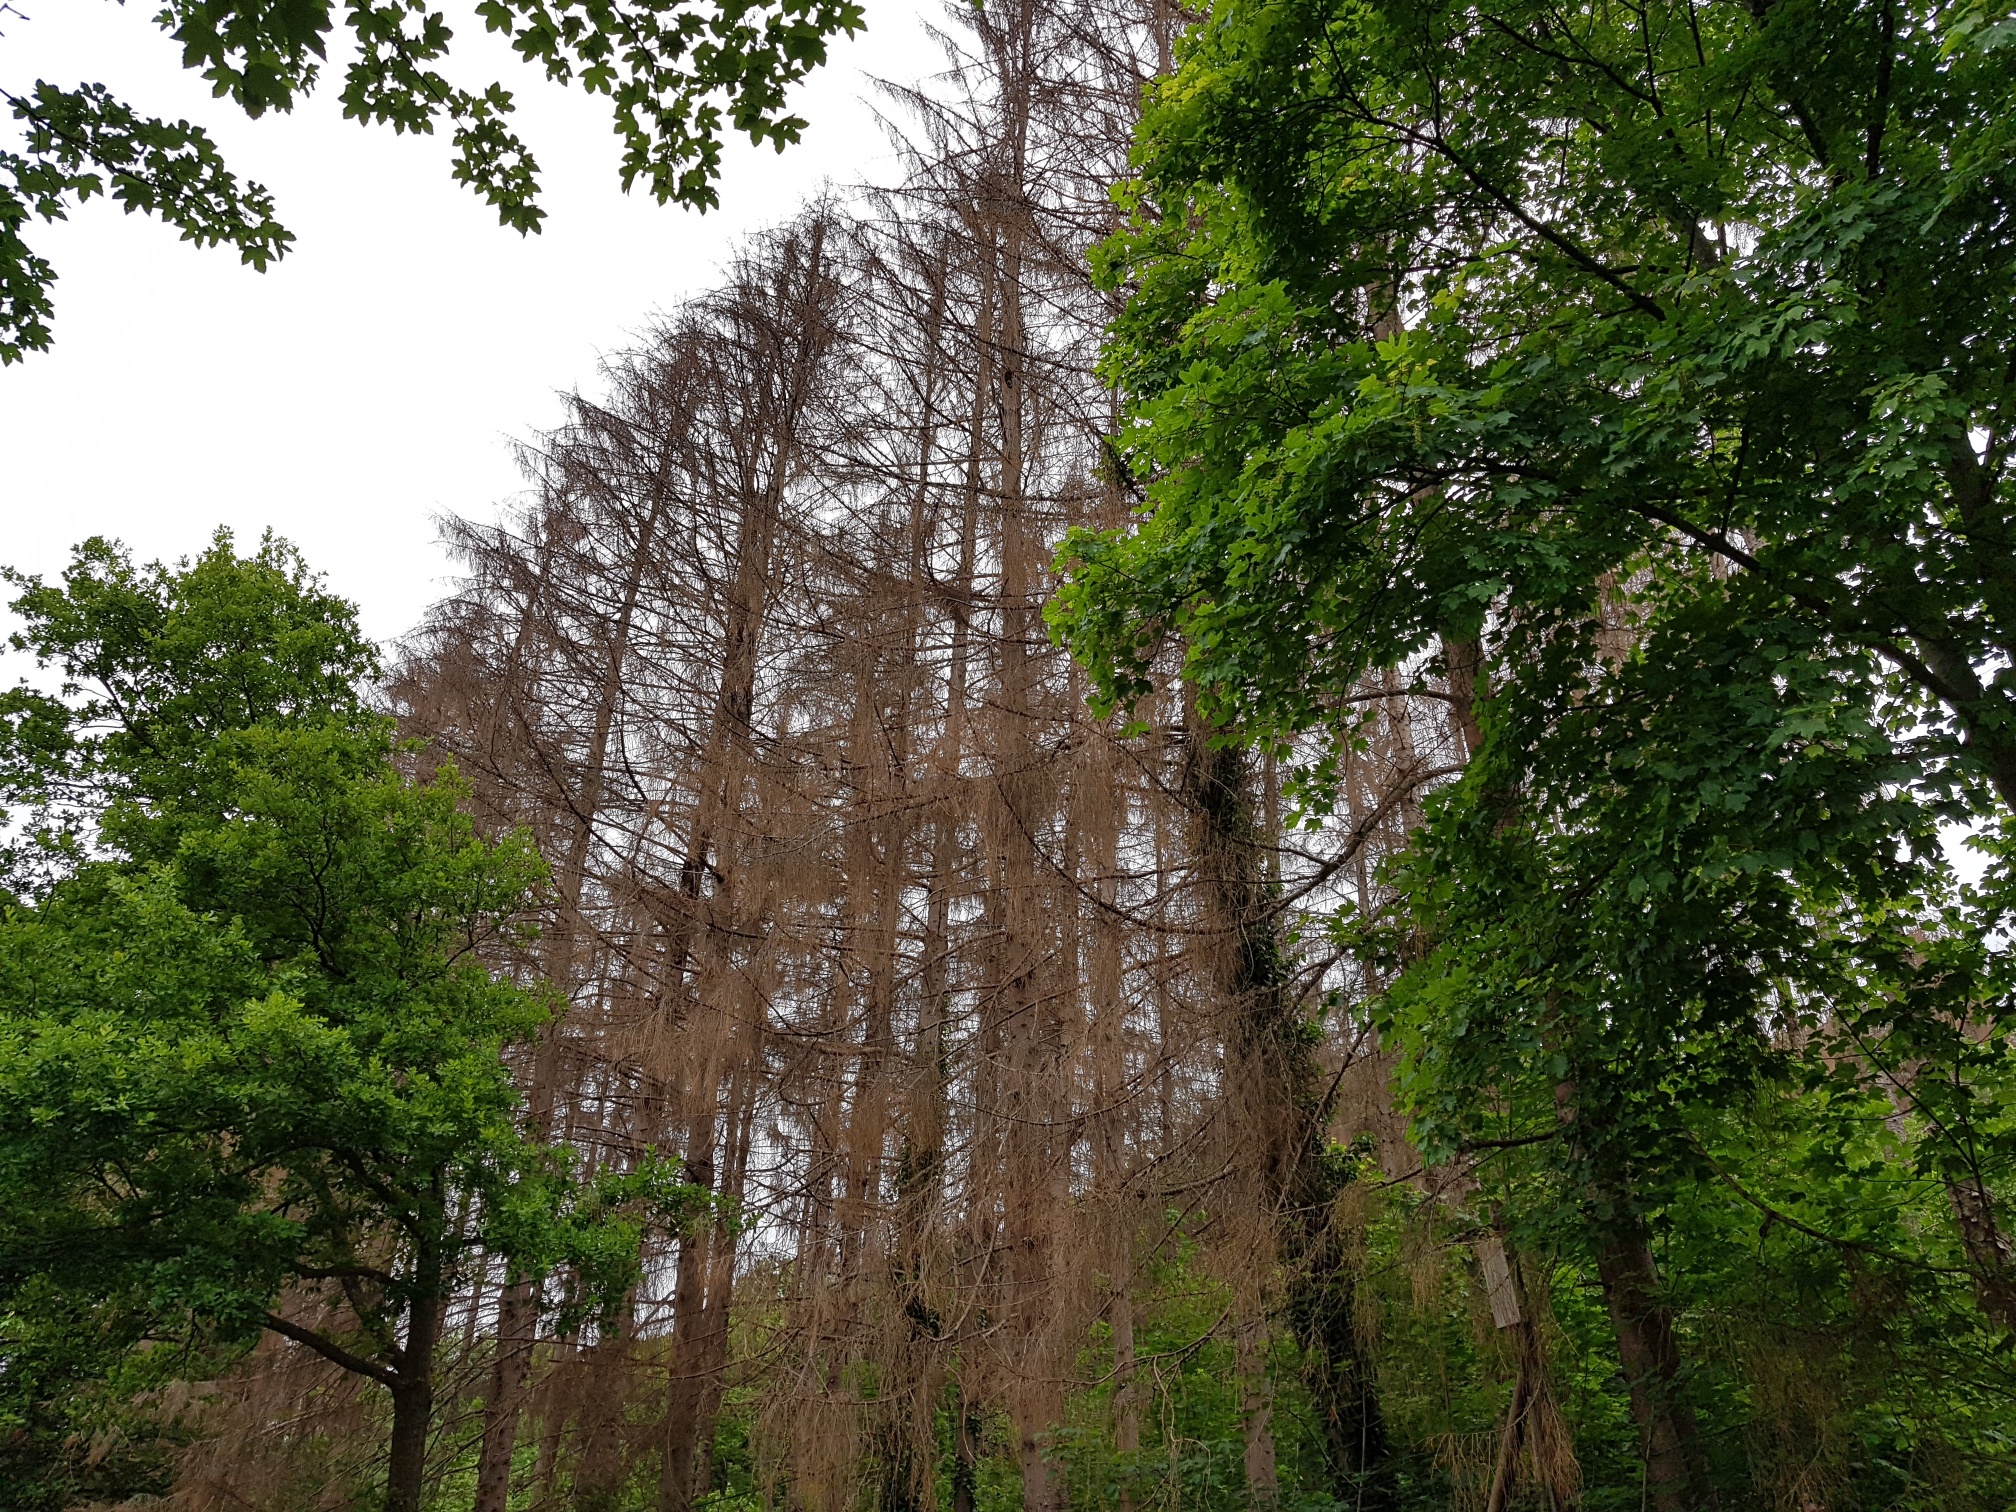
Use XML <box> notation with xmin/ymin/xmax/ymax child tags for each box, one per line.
<box><xmin>0</xmin><ymin>81</ymin><xmax>290</xmax><ymax>362</ymax></box>
<box><xmin>0</xmin><ymin>0</ymin><xmax>864</xmax><ymax>361</ymax></box>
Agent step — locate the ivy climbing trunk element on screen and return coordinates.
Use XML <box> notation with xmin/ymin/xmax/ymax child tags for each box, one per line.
<box><xmin>1181</xmin><ymin>692</ymin><xmax>1390</xmax><ymax>1503</ymax></box>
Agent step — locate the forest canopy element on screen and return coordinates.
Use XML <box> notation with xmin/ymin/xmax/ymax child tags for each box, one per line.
<box><xmin>5</xmin><ymin>0</ymin><xmax>2016</xmax><ymax>1506</ymax></box>
<box><xmin>1054</xmin><ymin>0</ymin><xmax>2016</xmax><ymax>1501</ymax></box>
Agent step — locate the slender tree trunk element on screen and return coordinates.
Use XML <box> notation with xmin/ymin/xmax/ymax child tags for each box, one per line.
<box><xmin>973</xmin><ymin>20</ymin><xmax>1069</xmax><ymax>1504</ymax></box>
<box><xmin>952</xmin><ymin>1392</ymin><xmax>980</xmax><ymax>1512</ymax></box>
<box><xmin>657</xmin><ymin>1277</ymin><xmax>709</xmax><ymax>1508</ymax></box>
<box><xmin>533</xmin><ymin>1327</ymin><xmax>579</xmax><ymax>1503</ymax></box>
<box><xmin>574</xmin><ymin>1300</ymin><xmax>636</xmax><ymax>1512</ymax></box>
<box><xmin>1084</xmin><ymin>708</ymin><xmax>1141</xmax><ymax>1512</ymax></box>
<box><xmin>690</xmin><ymin>1076</ymin><xmax>757</xmax><ymax>1501</ymax></box>
<box><xmin>385</xmin><ymin>1261</ymin><xmax>445</xmax><ymax>1512</ymax></box>
<box><xmin>475</xmin><ymin>472</ymin><xmax>672</xmax><ymax>1512</ymax></box>
<box><xmin>1596</xmin><ymin>1229</ymin><xmax>1709</xmax><ymax>1512</ymax></box>
<box><xmin>1183</xmin><ymin>694</ymin><xmax>1391</xmax><ymax>1503</ymax></box>
<box><xmin>1554</xmin><ymin>1074</ymin><xmax>1709</xmax><ymax>1511</ymax></box>
<box><xmin>873</xmin><ymin>257</ymin><xmax>952</xmax><ymax>1512</ymax></box>
<box><xmin>1484</xmin><ymin>1367</ymin><xmax>1533</xmax><ymax>1512</ymax></box>
<box><xmin>475</xmin><ymin>1282</ymin><xmax>538</xmax><ymax>1512</ymax></box>
<box><xmin>1111</xmin><ymin>1290</ymin><xmax>1140</xmax><ymax>1512</ymax></box>
<box><xmin>1237</xmin><ymin>1301</ymin><xmax>1279</xmax><ymax>1504</ymax></box>
<box><xmin>657</xmin><ymin>216</ymin><xmax>836</xmax><ymax>1512</ymax></box>
<box><xmin>659</xmin><ymin>1115</ymin><xmax>718</xmax><ymax>1512</ymax></box>
<box><xmin>1948</xmin><ymin>1175</ymin><xmax>2016</xmax><ymax>1333</ymax></box>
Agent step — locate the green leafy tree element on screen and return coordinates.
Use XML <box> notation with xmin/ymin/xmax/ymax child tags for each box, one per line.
<box><xmin>1054</xmin><ymin>0</ymin><xmax>2016</xmax><ymax>1502</ymax></box>
<box><xmin>0</xmin><ymin>534</ymin><xmax>704</xmax><ymax>1512</ymax></box>
<box><xmin>0</xmin><ymin>0</ymin><xmax>865</xmax><ymax>362</ymax></box>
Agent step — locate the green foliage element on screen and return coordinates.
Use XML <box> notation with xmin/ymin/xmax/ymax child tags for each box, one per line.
<box><xmin>1058</xmin><ymin>0</ymin><xmax>2016</xmax><ymax>799</ymax></box>
<box><xmin>0</xmin><ymin>1272</ymin><xmax>242</xmax><ymax>1512</ymax></box>
<box><xmin>987</xmin><ymin>1176</ymin><xmax>2016</xmax><ymax>1510</ymax></box>
<box><xmin>1051</xmin><ymin>1239</ymin><xmax>1352</xmax><ymax>1512</ymax></box>
<box><xmin>0</xmin><ymin>81</ymin><xmax>291</xmax><ymax>361</ymax></box>
<box><xmin>1</xmin><ymin>0</ymin><xmax>865</xmax><ymax>359</ymax></box>
<box><xmin>0</xmin><ymin>531</ymin><xmax>378</xmax><ymax>881</ymax></box>
<box><xmin>0</xmin><ymin>532</ymin><xmax>703</xmax><ymax>1509</ymax></box>
<box><xmin>1052</xmin><ymin>0</ymin><xmax>2016</xmax><ymax>1495</ymax></box>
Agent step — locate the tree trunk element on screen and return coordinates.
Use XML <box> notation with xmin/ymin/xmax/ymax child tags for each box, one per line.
<box><xmin>474</xmin><ymin>467</ymin><xmax>668</xmax><ymax>1512</ymax></box>
<box><xmin>1552</xmin><ymin>1039</ymin><xmax>1708</xmax><ymax>1510</ymax></box>
<box><xmin>573</xmin><ymin>1307</ymin><xmax>635</xmax><ymax>1512</ymax></box>
<box><xmin>1112</xmin><ymin>1290</ymin><xmax>1140</xmax><ymax>1512</ymax></box>
<box><xmin>385</xmin><ymin>1276</ymin><xmax>444</xmax><ymax>1512</ymax></box>
<box><xmin>385</xmin><ymin>1378</ymin><xmax>434</xmax><ymax>1512</ymax></box>
<box><xmin>1947</xmin><ymin>1175</ymin><xmax>2016</xmax><ymax>1334</ymax></box>
<box><xmin>689</xmin><ymin>1081</ymin><xmax>755</xmax><ymax>1503</ymax></box>
<box><xmin>474</xmin><ymin>1281</ymin><xmax>537</xmax><ymax>1512</ymax></box>
<box><xmin>1237</xmin><ymin>1302</ymin><xmax>1279</xmax><ymax>1504</ymax></box>
<box><xmin>659</xmin><ymin>1140</ymin><xmax>717</xmax><ymax>1512</ymax></box>
<box><xmin>979</xmin><ymin>20</ymin><xmax>1069</xmax><ymax>1508</ymax></box>
<box><xmin>1441</xmin><ymin>633</ymin><xmax>1486</xmax><ymax>759</ymax></box>
<box><xmin>1183</xmin><ymin>695</ymin><xmax>1391</xmax><ymax>1502</ymax></box>
<box><xmin>1595</xmin><ymin>1227</ymin><xmax>1709</xmax><ymax>1512</ymax></box>
<box><xmin>1017</xmin><ymin>1421</ymin><xmax>1066</xmax><ymax>1512</ymax></box>
<box><xmin>653</xmin><ymin>216</ymin><xmax>835</xmax><ymax>1512</ymax></box>
<box><xmin>1483</xmin><ymin>1366</ymin><xmax>1533</xmax><ymax>1512</ymax></box>
<box><xmin>951</xmin><ymin>1393</ymin><xmax>980</xmax><ymax>1512</ymax></box>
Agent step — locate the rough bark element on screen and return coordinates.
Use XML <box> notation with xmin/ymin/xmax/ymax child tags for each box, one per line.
<box><xmin>1947</xmin><ymin>1175</ymin><xmax>2016</xmax><ymax>1335</ymax></box>
<box><xmin>1237</xmin><ymin>1302</ymin><xmax>1280</xmax><ymax>1504</ymax></box>
<box><xmin>1595</xmin><ymin>1229</ymin><xmax>1710</xmax><ymax>1512</ymax></box>
<box><xmin>385</xmin><ymin>1376</ymin><xmax>434</xmax><ymax>1512</ymax></box>
<box><xmin>1441</xmin><ymin>633</ymin><xmax>1487</xmax><ymax>760</ymax></box>
<box><xmin>384</xmin><ymin>1265</ymin><xmax>445</xmax><ymax>1512</ymax></box>
<box><xmin>572</xmin><ymin>1319</ymin><xmax>634</xmax><ymax>1512</ymax></box>
<box><xmin>474</xmin><ymin>1283</ymin><xmax>539</xmax><ymax>1512</ymax></box>
<box><xmin>1183</xmin><ymin>699</ymin><xmax>1391</xmax><ymax>1501</ymax></box>
<box><xmin>658</xmin><ymin>1109</ymin><xmax>720</xmax><ymax>1512</ymax></box>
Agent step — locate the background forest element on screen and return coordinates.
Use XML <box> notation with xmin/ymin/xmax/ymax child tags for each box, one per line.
<box><xmin>4</xmin><ymin>0</ymin><xmax>2015</xmax><ymax>1508</ymax></box>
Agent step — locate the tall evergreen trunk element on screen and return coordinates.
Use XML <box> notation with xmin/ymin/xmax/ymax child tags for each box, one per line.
<box><xmin>872</xmin><ymin>254</ymin><xmax>953</xmax><ymax>1512</ymax></box>
<box><xmin>1183</xmin><ymin>696</ymin><xmax>1391</xmax><ymax>1504</ymax></box>
<box><xmin>659</xmin><ymin>1099</ymin><xmax>720</xmax><ymax>1512</ymax></box>
<box><xmin>976</xmin><ymin>13</ymin><xmax>1069</xmax><ymax>1503</ymax></box>
<box><xmin>691</xmin><ymin>1075</ymin><xmax>757</xmax><ymax>1499</ymax></box>
<box><xmin>1083</xmin><ymin>694</ymin><xmax>1140</xmax><ymax>1512</ymax></box>
<box><xmin>658</xmin><ymin>216</ymin><xmax>835</xmax><ymax>1511</ymax></box>
<box><xmin>1110</xmin><ymin>1291</ymin><xmax>1140</xmax><ymax>1512</ymax></box>
<box><xmin>572</xmin><ymin>1310</ymin><xmax>635</xmax><ymax>1512</ymax></box>
<box><xmin>475</xmin><ymin>452</ymin><xmax>674</xmax><ymax>1512</ymax></box>
<box><xmin>474</xmin><ymin>1284</ymin><xmax>538</xmax><ymax>1512</ymax></box>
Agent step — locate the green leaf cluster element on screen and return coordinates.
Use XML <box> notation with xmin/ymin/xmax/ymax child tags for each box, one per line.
<box><xmin>1054</xmin><ymin>0</ymin><xmax>2016</xmax><ymax>1493</ymax></box>
<box><xmin>2</xmin><ymin>0</ymin><xmax>865</xmax><ymax>359</ymax></box>
<box><xmin>0</xmin><ymin>532</ymin><xmax>703</xmax><ymax>1508</ymax></box>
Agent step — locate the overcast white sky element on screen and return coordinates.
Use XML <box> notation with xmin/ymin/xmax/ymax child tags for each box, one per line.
<box><xmin>1</xmin><ymin>0</ymin><xmax>939</xmax><ymax>644</ymax></box>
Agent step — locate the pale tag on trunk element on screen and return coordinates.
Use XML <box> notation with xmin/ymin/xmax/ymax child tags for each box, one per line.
<box><xmin>1475</xmin><ymin>1236</ymin><xmax>1523</xmax><ymax>1330</ymax></box>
